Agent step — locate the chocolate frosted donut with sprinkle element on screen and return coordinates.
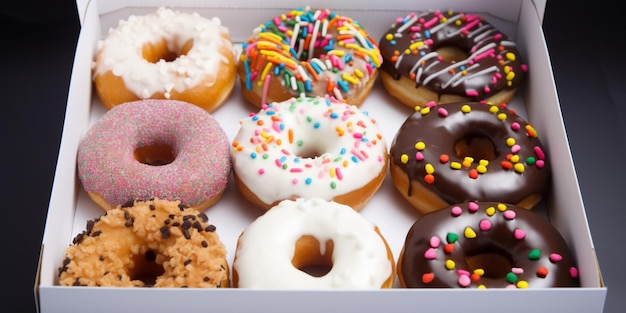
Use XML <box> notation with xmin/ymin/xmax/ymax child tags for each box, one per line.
<box><xmin>379</xmin><ymin>11</ymin><xmax>528</xmax><ymax>109</ymax></box>
<box><xmin>389</xmin><ymin>102</ymin><xmax>550</xmax><ymax>214</ymax></box>
<box><xmin>238</xmin><ymin>7</ymin><xmax>381</xmax><ymax>108</ymax></box>
<box><xmin>397</xmin><ymin>201</ymin><xmax>580</xmax><ymax>289</ymax></box>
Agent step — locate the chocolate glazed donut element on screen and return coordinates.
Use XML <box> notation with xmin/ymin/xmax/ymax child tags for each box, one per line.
<box><xmin>379</xmin><ymin>11</ymin><xmax>528</xmax><ymax>108</ymax></box>
<box><xmin>397</xmin><ymin>201</ymin><xmax>580</xmax><ymax>288</ymax></box>
<box><xmin>389</xmin><ymin>101</ymin><xmax>550</xmax><ymax>214</ymax></box>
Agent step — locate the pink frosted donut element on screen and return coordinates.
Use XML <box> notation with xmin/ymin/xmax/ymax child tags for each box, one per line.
<box><xmin>77</xmin><ymin>99</ymin><xmax>231</xmax><ymax>211</ymax></box>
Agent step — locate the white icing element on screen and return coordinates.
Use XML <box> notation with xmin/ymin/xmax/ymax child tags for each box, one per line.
<box><xmin>231</xmin><ymin>96</ymin><xmax>388</xmax><ymax>205</ymax></box>
<box><xmin>233</xmin><ymin>198</ymin><xmax>393</xmax><ymax>289</ymax></box>
<box><xmin>93</xmin><ymin>7</ymin><xmax>234</xmax><ymax>99</ymax></box>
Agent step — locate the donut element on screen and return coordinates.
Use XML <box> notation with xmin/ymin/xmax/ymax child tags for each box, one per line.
<box><xmin>379</xmin><ymin>11</ymin><xmax>528</xmax><ymax>109</ymax></box>
<box><xmin>232</xmin><ymin>198</ymin><xmax>395</xmax><ymax>289</ymax></box>
<box><xmin>57</xmin><ymin>198</ymin><xmax>230</xmax><ymax>288</ymax></box>
<box><xmin>93</xmin><ymin>7</ymin><xmax>237</xmax><ymax>112</ymax></box>
<box><xmin>238</xmin><ymin>7</ymin><xmax>381</xmax><ymax>108</ymax></box>
<box><xmin>389</xmin><ymin>101</ymin><xmax>550</xmax><ymax>214</ymax></box>
<box><xmin>77</xmin><ymin>99</ymin><xmax>231</xmax><ymax>212</ymax></box>
<box><xmin>230</xmin><ymin>96</ymin><xmax>388</xmax><ymax>211</ymax></box>
<box><xmin>397</xmin><ymin>201</ymin><xmax>580</xmax><ymax>288</ymax></box>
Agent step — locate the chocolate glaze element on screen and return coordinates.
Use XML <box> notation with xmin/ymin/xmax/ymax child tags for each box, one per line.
<box><xmin>399</xmin><ymin>201</ymin><xmax>580</xmax><ymax>288</ymax></box>
<box><xmin>389</xmin><ymin>102</ymin><xmax>550</xmax><ymax>206</ymax></box>
<box><xmin>379</xmin><ymin>11</ymin><xmax>526</xmax><ymax>99</ymax></box>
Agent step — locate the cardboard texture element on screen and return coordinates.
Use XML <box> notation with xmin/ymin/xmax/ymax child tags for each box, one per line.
<box><xmin>35</xmin><ymin>0</ymin><xmax>607</xmax><ymax>312</ymax></box>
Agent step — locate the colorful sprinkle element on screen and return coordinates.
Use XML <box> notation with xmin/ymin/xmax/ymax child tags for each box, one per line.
<box><xmin>513</xmin><ymin>228</ymin><xmax>526</xmax><ymax>240</ymax></box>
<box><xmin>446</xmin><ymin>232</ymin><xmax>459</xmax><ymax>243</ymax></box>
<box><xmin>451</xmin><ymin>206</ymin><xmax>463</xmax><ymax>216</ymax></box>
<box><xmin>549</xmin><ymin>253</ymin><xmax>563</xmax><ymax>263</ymax></box>
<box><xmin>422</xmin><ymin>272</ymin><xmax>435</xmax><ymax>284</ymax></box>
<box><xmin>464</xmin><ymin>226</ymin><xmax>477</xmax><ymax>239</ymax></box>
<box><xmin>528</xmin><ymin>249</ymin><xmax>541</xmax><ymax>260</ymax></box>
<box><xmin>424</xmin><ymin>248</ymin><xmax>437</xmax><ymax>260</ymax></box>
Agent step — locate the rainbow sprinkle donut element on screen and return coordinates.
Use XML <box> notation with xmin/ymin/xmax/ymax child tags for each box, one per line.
<box><xmin>231</xmin><ymin>96</ymin><xmax>388</xmax><ymax>211</ymax></box>
<box><xmin>237</xmin><ymin>7</ymin><xmax>382</xmax><ymax>108</ymax></box>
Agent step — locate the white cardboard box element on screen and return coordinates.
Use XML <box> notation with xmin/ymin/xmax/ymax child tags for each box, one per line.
<box><xmin>35</xmin><ymin>0</ymin><xmax>607</xmax><ymax>312</ymax></box>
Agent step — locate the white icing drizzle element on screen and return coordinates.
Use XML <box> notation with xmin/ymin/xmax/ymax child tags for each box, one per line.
<box><xmin>233</xmin><ymin>198</ymin><xmax>393</xmax><ymax>289</ymax></box>
<box><xmin>93</xmin><ymin>7</ymin><xmax>234</xmax><ymax>99</ymax></box>
<box><xmin>422</xmin><ymin>42</ymin><xmax>498</xmax><ymax>86</ymax></box>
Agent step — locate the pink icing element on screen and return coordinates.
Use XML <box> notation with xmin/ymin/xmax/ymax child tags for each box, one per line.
<box><xmin>77</xmin><ymin>99</ymin><xmax>231</xmax><ymax>208</ymax></box>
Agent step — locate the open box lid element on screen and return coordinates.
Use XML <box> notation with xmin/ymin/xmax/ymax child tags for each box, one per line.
<box><xmin>75</xmin><ymin>0</ymin><xmax>549</xmax><ymax>26</ymax></box>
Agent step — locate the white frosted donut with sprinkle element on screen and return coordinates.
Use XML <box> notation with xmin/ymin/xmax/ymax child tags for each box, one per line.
<box><xmin>93</xmin><ymin>7</ymin><xmax>237</xmax><ymax>112</ymax></box>
<box><xmin>232</xmin><ymin>198</ymin><xmax>395</xmax><ymax>289</ymax></box>
<box><xmin>77</xmin><ymin>99</ymin><xmax>231</xmax><ymax>212</ymax></box>
<box><xmin>231</xmin><ymin>96</ymin><xmax>388</xmax><ymax>211</ymax></box>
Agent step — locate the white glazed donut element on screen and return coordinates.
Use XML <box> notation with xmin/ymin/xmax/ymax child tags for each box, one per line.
<box><xmin>93</xmin><ymin>7</ymin><xmax>237</xmax><ymax>112</ymax></box>
<box><xmin>232</xmin><ymin>198</ymin><xmax>395</xmax><ymax>289</ymax></box>
<box><xmin>231</xmin><ymin>96</ymin><xmax>388</xmax><ymax>211</ymax></box>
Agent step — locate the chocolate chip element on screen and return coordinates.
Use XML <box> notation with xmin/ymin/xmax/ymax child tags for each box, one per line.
<box><xmin>201</xmin><ymin>241</ymin><xmax>208</xmax><ymax>248</ymax></box>
<box><xmin>72</xmin><ymin>232</ymin><xmax>85</xmax><ymax>245</ymax></box>
<box><xmin>57</xmin><ymin>257</ymin><xmax>70</xmax><ymax>275</ymax></box>
<box><xmin>192</xmin><ymin>221</ymin><xmax>203</xmax><ymax>233</ymax></box>
<box><xmin>86</xmin><ymin>219</ymin><xmax>95</xmax><ymax>233</ymax></box>
<box><xmin>160</xmin><ymin>225</ymin><xmax>171</xmax><ymax>239</ymax></box>
<box><xmin>182</xmin><ymin>220</ymin><xmax>192</xmax><ymax>239</ymax></box>
<box><xmin>205</xmin><ymin>224</ymin><xmax>216</xmax><ymax>232</ymax></box>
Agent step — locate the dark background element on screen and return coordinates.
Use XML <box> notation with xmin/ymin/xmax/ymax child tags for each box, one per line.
<box><xmin>2</xmin><ymin>1</ymin><xmax>624</xmax><ymax>312</ymax></box>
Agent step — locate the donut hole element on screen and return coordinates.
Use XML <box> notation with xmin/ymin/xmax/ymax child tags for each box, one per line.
<box><xmin>454</xmin><ymin>133</ymin><xmax>497</xmax><ymax>161</ymax></box>
<box><xmin>465</xmin><ymin>248</ymin><xmax>513</xmax><ymax>279</ymax></box>
<box><xmin>130</xmin><ymin>249</ymin><xmax>165</xmax><ymax>286</ymax></box>
<box><xmin>295</xmin><ymin>145</ymin><xmax>325</xmax><ymax>159</ymax></box>
<box><xmin>435</xmin><ymin>46</ymin><xmax>469</xmax><ymax>63</ymax></box>
<box><xmin>291</xmin><ymin>235</ymin><xmax>334</xmax><ymax>277</ymax></box>
<box><xmin>142</xmin><ymin>39</ymin><xmax>194</xmax><ymax>63</ymax></box>
<box><xmin>293</xmin><ymin>40</ymin><xmax>325</xmax><ymax>61</ymax></box>
<box><xmin>134</xmin><ymin>144</ymin><xmax>176</xmax><ymax>166</ymax></box>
